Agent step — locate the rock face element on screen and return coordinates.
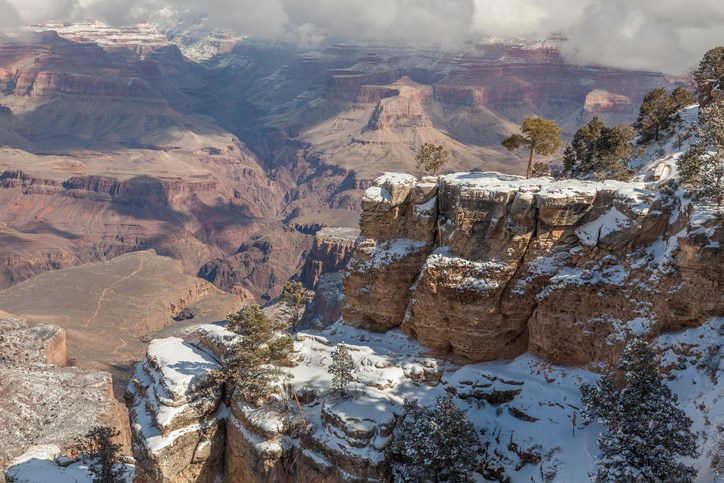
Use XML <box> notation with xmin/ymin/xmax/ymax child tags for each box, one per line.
<box><xmin>344</xmin><ymin>172</ymin><xmax>723</xmax><ymax>366</ymax></box>
<box><xmin>300</xmin><ymin>272</ymin><xmax>346</xmax><ymax>330</ymax></box>
<box><xmin>300</xmin><ymin>227</ymin><xmax>359</xmax><ymax>289</ymax></box>
<box><xmin>127</xmin><ymin>333</ymin><xmax>227</xmax><ymax>483</ymax></box>
<box><xmin>0</xmin><ymin>317</ymin><xmax>129</xmax><ymax>473</ymax></box>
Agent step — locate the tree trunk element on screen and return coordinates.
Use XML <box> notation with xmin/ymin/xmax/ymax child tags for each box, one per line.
<box><xmin>526</xmin><ymin>148</ymin><xmax>534</xmax><ymax>179</ymax></box>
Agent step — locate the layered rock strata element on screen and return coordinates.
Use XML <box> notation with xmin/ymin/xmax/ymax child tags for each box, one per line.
<box><xmin>344</xmin><ymin>172</ymin><xmax>723</xmax><ymax>366</ymax></box>
<box><xmin>0</xmin><ymin>317</ymin><xmax>129</xmax><ymax>473</ymax></box>
<box><xmin>300</xmin><ymin>227</ymin><xmax>359</xmax><ymax>288</ymax></box>
<box><xmin>127</xmin><ymin>334</ymin><xmax>227</xmax><ymax>483</ymax></box>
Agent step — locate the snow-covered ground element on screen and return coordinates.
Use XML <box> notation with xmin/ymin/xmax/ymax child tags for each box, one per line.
<box><xmin>5</xmin><ymin>445</ymin><xmax>134</xmax><ymax>483</ymax></box>
<box><xmin>278</xmin><ymin>316</ymin><xmax>723</xmax><ymax>482</ymax></box>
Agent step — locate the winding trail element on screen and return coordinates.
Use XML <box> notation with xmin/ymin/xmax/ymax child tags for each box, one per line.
<box><xmin>84</xmin><ymin>254</ymin><xmax>146</xmax><ymax>327</ymax></box>
<box><xmin>112</xmin><ymin>337</ymin><xmax>128</xmax><ymax>357</ymax></box>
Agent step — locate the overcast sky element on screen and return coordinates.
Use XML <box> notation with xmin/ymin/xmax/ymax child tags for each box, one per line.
<box><xmin>1</xmin><ymin>0</ymin><xmax>722</xmax><ymax>73</ymax></box>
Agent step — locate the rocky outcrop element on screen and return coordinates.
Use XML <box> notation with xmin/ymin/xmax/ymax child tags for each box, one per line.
<box><xmin>127</xmin><ymin>334</ymin><xmax>227</xmax><ymax>483</ymax></box>
<box><xmin>367</xmin><ymin>96</ymin><xmax>433</xmax><ymax>131</ymax></box>
<box><xmin>127</xmin><ymin>323</ymin><xmax>442</xmax><ymax>483</ymax></box>
<box><xmin>0</xmin><ymin>317</ymin><xmax>129</xmax><ymax>473</ymax></box>
<box><xmin>344</xmin><ymin>174</ymin><xmax>437</xmax><ymax>332</ymax></box>
<box><xmin>344</xmin><ymin>172</ymin><xmax>723</xmax><ymax>366</ymax></box>
<box><xmin>583</xmin><ymin>89</ymin><xmax>634</xmax><ymax>115</ymax></box>
<box><xmin>300</xmin><ymin>227</ymin><xmax>358</xmax><ymax>288</ymax></box>
<box><xmin>301</xmin><ymin>272</ymin><xmax>346</xmax><ymax>329</ymax></box>
<box><xmin>221</xmin><ymin>328</ymin><xmax>440</xmax><ymax>483</ymax></box>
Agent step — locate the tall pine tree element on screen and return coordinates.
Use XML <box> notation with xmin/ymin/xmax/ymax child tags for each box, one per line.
<box><xmin>581</xmin><ymin>339</ymin><xmax>698</xmax><ymax>482</ymax></box>
<box><xmin>328</xmin><ymin>343</ymin><xmax>356</xmax><ymax>396</ymax></box>
<box><xmin>678</xmin><ymin>100</ymin><xmax>724</xmax><ymax>205</ymax></box>
<box><xmin>214</xmin><ymin>304</ymin><xmax>294</xmax><ymax>404</ymax></box>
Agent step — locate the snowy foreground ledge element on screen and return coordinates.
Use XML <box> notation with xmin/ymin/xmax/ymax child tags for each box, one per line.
<box><xmin>121</xmin><ymin>316</ymin><xmax>722</xmax><ymax>482</ymax></box>
<box><xmin>5</xmin><ymin>445</ymin><xmax>133</xmax><ymax>483</ymax></box>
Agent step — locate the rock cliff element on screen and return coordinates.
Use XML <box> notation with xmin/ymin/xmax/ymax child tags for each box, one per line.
<box><xmin>0</xmin><ymin>316</ymin><xmax>129</xmax><ymax>473</ymax></box>
<box><xmin>300</xmin><ymin>227</ymin><xmax>359</xmax><ymax>289</ymax></box>
<box><xmin>127</xmin><ymin>333</ymin><xmax>227</xmax><ymax>482</ymax></box>
<box><xmin>344</xmin><ymin>171</ymin><xmax>722</xmax><ymax>366</ymax></box>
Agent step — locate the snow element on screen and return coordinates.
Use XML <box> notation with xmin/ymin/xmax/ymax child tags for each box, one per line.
<box><xmin>146</xmin><ymin>337</ymin><xmax>220</xmax><ymax>403</ymax></box>
<box><xmin>576</xmin><ymin>207</ymin><xmax>632</xmax><ymax>246</ymax></box>
<box><xmin>416</xmin><ymin>195</ymin><xmax>437</xmax><ymax>211</ymax></box>
<box><xmin>537</xmin><ymin>263</ymin><xmax>627</xmax><ymax>299</ymax></box>
<box><xmin>351</xmin><ymin>237</ymin><xmax>428</xmax><ymax>272</ymax></box>
<box><xmin>376</xmin><ymin>172</ymin><xmax>416</xmax><ymax>186</ymax></box>
<box><xmin>5</xmin><ymin>445</ymin><xmax>133</xmax><ymax>483</ymax></box>
<box><xmin>362</xmin><ymin>186</ymin><xmax>391</xmax><ymax>204</ymax></box>
<box><xmin>440</xmin><ymin>172</ymin><xmax>659</xmax><ymax>214</ymax></box>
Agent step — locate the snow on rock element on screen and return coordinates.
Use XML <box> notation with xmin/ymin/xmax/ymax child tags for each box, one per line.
<box><xmin>361</xmin><ymin>172</ymin><xmax>416</xmax><ymax>211</ymax></box>
<box><xmin>576</xmin><ymin>207</ymin><xmax>632</xmax><ymax>246</ymax></box>
<box><xmin>127</xmin><ymin>337</ymin><xmax>226</xmax><ymax>482</ymax></box>
<box><xmin>223</xmin><ymin>322</ymin><xmax>442</xmax><ymax>482</ymax></box>
<box><xmin>218</xmin><ymin>317</ymin><xmax>723</xmax><ymax>482</ymax></box>
<box><xmin>145</xmin><ymin>337</ymin><xmax>220</xmax><ymax>404</ymax></box>
<box><xmin>349</xmin><ymin>237</ymin><xmax>428</xmax><ymax>273</ymax></box>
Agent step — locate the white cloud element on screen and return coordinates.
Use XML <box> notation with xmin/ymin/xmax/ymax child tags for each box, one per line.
<box><xmin>1</xmin><ymin>0</ymin><xmax>722</xmax><ymax>73</ymax></box>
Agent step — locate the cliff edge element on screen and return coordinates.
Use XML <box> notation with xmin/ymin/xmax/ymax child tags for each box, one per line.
<box><xmin>344</xmin><ymin>171</ymin><xmax>722</xmax><ymax>366</ymax></box>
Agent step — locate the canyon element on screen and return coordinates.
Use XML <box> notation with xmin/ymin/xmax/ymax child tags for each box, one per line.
<box><xmin>1</xmin><ymin>20</ymin><xmax>721</xmax><ymax>483</ymax></box>
<box><xmin>0</xmin><ymin>25</ymin><xmax>679</xmax><ymax>303</ymax></box>
<box><xmin>120</xmin><ymin>162</ymin><xmax>722</xmax><ymax>482</ymax></box>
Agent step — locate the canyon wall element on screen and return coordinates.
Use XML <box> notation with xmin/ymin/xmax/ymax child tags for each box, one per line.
<box><xmin>343</xmin><ymin>172</ymin><xmax>723</xmax><ymax>366</ymax></box>
<box><xmin>0</xmin><ymin>316</ymin><xmax>129</xmax><ymax>473</ymax></box>
<box><xmin>129</xmin><ymin>324</ymin><xmax>443</xmax><ymax>483</ymax></box>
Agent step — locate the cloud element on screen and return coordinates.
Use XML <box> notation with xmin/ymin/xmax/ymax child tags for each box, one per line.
<box><xmin>1</xmin><ymin>0</ymin><xmax>723</xmax><ymax>73</ymax></box>
<box><xmin>0</xmin><ymin>0</ymin><xmax>21</xmax><ymax>29</ymax></box>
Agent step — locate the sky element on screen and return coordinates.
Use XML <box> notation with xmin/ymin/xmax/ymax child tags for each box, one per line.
<box><xmin>0</xmin><ymin>0</ymin><xmax>722</xmax><ymax>73</ymax></box>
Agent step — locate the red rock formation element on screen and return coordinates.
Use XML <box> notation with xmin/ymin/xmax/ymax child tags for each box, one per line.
<box><xmin>300</xmin><ymin>227</ymin><xmax>358</xmax><ymax>288</ymax></box>
<box><xmin>344</xmin><ymin>172</ymin><xmax>723</xmax><ymax>367</ymax></box>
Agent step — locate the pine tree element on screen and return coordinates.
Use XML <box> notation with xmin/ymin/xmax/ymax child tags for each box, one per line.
<box><xmin>215</xmin><ymin>304</ymin><xmax>294</xmax><ymax>404</ymax></box>
<box><xmin>415</xmin><ymin>143</ymin><xmax>450</xmax><ymax>176</ymax></box>
<box><xmin>281</xmin><ymin>280</ymin><xmax>307</xmax><ymax>332</ymax></box>
<box><xmin>328</xmin><ymin>343</ymin><xmax>355</xmax><ymax>396</ymax></box>
<box><xmin>502</xmin><ymin>117</ymin><xmax>562</xmax><ymax>179</ymax></box>
<box><xmin>580</xmin><ymin>339</ymin><xmax>698</xmax><ymax>482</ymax></box>
<box><xmin>563</xmin><ymin>116</ymin><xmax>634</xmax><ymax>180</ymax></box>
<box><xmin>671</xmin><ymin>86</ymin><xmax>695</xmax><ymax>110</ymax></box>
<box><xmin>692</xmin><ymin>46</ymin><xmax>724</xmax><ymax>105</ymax></box>
<box><xmin>678</xmin><ymin>100</ymin><xmax>724</xmax><ymax>205</ymax></box>
<box><xmin>635</xmin><ymin>87</ymin><xmax>678</xmax><ymax>144</ymax></box>
<box><xmin>389</xmin><ymin>395</ymin><xmax>480</xmax><ymax>483</ymax></box>
<box><xmin>80</xmin><ymin>426</ymin><xmax>126</xmax><ymax>483</ymax></box>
